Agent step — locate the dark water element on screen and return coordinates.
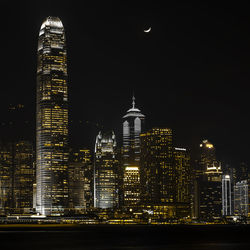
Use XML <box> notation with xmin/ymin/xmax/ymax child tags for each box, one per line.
<box><xmin>1</xmin><ymin>225</ymin><xmax>250</xmax><ymax>249</ymax></box>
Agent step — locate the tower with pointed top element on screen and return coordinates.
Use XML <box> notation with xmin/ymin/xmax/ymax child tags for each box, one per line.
<box><xmin>122</xmin><ymin>96</ymin><xmax>145</xmax><ymax>207</ymax></box>
<box><xmin>36</xmin><ymin>17</ymin><xmax>69</xmax><ymax>216</ymax></box>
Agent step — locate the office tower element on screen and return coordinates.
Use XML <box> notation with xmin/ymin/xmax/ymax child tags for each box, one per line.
<box><xmin>13</xmin><ymin>141</ymin><xmax>35</xmax><ymax>214</ymax></box>
<box><xmin>200</xmin><ymin>161</ymin><xmax>222</xmax><ymax>220</ymax></box>
<box><xmin>222</xmin><ymin>175</ymin><xmax>232</xmax><ymax>216</ymax></box>
<box><xmin>234</xmin><ymin>180</ymin><xmax>249</xmax><ymax>217</ymax></box>
<box><xmin>94</xmin><ymin>131</ymin><xmax>119</xmax><ymax>209</ymax></box>
<box><xmin>36</xmin><ymin>17</ymin><xmax>69</xmax><ymax>216</ymax></box>
<box><xmin>174</xmin><ymin>147</ymin><xmax>192</xmax><ymax>217</ymax></box>
<box><xmin>140</xmin><ymin>128</ymin><xmax>173</xmax><ymax>204</ymax></box>
<box><xmin>0</xmin><ymin>144</ymin><xmax>12</xmax><ymax>214</ymax></box>
<box><xmin>122</xmin><ymin>96</ymin><xmax>145</xmax><ymax>206</ymax></box>
<box><xmin>0</xmin><ymin>142</ymin><xmax>35</xmax><ymax>215</ymax></box>
<box><xmin>123</xmin><ymin>166</ymin><xmax>140</xmax><ymax>207</ymax></box>
<box><xmin>199</xmin><ymin>139</ymin><xmax>216</xmax><ymax>171</ymax></box>
<box><xmin>196</xmin><ymin>140</ymin><xmax>222</xmax><ymax>220</ymax></box>
<box><xmin>194</xmin><ymin>140</ymin><xmax>217</xmax><ymax>218</ymax></box>
<box><xmin>68</xmin><ymin>149</ymin><xmax>92</xmax><ymax>212</ymax></box>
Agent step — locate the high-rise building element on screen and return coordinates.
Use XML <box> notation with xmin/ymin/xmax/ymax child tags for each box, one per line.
<box><xmin>140</xmin><ymin>128</ymin><xmax>173</xmax><ymax>205</ymax></box>
<box><xmin>195</xmin><ymin>140</ymin><xmax>223</xmax><ymax>220</ymax></box>
<box><xmin>36</xmin><ymin>17</ymin><xmax>69</xmax><ymax>216</ymax></box>
<box><xmin>94</xmin><ymin>131</ymin><xmax>119</xmax><ymax>209</ymax></box>
<box><xmin>0</xmin><ymin>142</ymin><xmax>35</xmax><ymax>215</ymax></box>
<box><xmin>174</xmin><ymin>147</ymin><xmax>192</xmax><ymax>217</ymax></box>
<box><xmin>200</xmin><ymin>161</ymin><xmax>222</xmax><ymax>220</ymax></box>
<box><xmin>122</xmin><ymin>96</ymin><xmax>145</xmax><ymax>206</ymax></box>
<box><xmin>68</xmin><ymin>149</ymin><xmax>92</xmax><ymax>213</ymax></box>
<box><xmin>13</xmin><ymin>141</ymin><xmax>35</xmax><ymax>214</ymax></box>
<box><xmin>199</xmin><ymin>139</ymin><xmax>216</xmax><ymax>171</ymax></box>
<box><xmin>0</xmin><ymin>144</ymin><xmax>13</xmax><ymax>214</ymax></box>
<box><xmin>234</xmin><ymin>180</ymin><xmax>249</xmax><ymax>217</ymax></box>
<box><xmin>222</xmin><ymin>174</ymin><xmax>232</xmax><ymax>216</ymax></box>
<box><xmin>123</xmin><ymin>166</ymin><xmax>140</xmax><ymax>207</ymax></box>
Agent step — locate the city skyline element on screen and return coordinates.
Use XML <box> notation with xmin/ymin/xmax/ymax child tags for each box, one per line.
<box><xmin>0</xmin><ymin>2</ymin><xmax>250</xmax><ymax>167</ymax></box>
<box><xmin>1</xmin><ymin>4</ymin><xmax>250</xmax><ymax>249</ymax></box>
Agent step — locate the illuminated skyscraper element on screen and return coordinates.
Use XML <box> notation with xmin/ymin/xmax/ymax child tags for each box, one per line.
<box><xmin>234</xmin><ymin>180</ymin><xmax>249</xmax><ymax>217</ymax></box>
<box><xmin>174</xmin><ymin>147</ymin><xmax>192</xmax><ymax>217</ymax></box>
<box><xmin>198</xmin><ymin>140</ymin><xmax>222</xmax><ymax>220</ymax></box>
<box><xmin>0</xmin><ymin>142</ymin><xmax>35</xmax><ymax>215</ymax></box>
<box><xmin>222</xmin><ymin>174</ymin><xmax>232</xmax><ymax>216</ymax></box>
<box><xmin>0</xmin><ymin>144</ymin><xmax>12</xmax><ymax>214</ymax></box>
<box><xmin>69</xmin><ymin>149</ymin><xmax>92</xmax><ymax>213</ymax></box>
<box><xmin>199</xmin><ymin>139</ymin><xmax>216</xmax><ymax>171</ymax></box>
<box><xmin>122</xmin><ymin>96</ymin><xmax>145</xmax><ymax>206</ymax></box>
<box><xmin>140</xmin><ymin>128</ymin><xmax>173</xmax><ymax>205</ymax></box>
<box><xmin>36</xmin><ymin>17</ymin><xmax>69</xmax><ymax>215</ymax></box>
<box><xmin>13</xmin><ymin>141</ymin><xmax>35</xmax><ymax>214</ymax></box>
<box><xmin>94</xmin><ymin>131</ymin><xmax>118</xmax><ymax>209</ymax></box>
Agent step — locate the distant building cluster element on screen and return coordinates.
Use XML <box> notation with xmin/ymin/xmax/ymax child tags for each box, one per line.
<box><xmin>0</xmin><ymin>16</ymin><xmax>249</xmax><ymax>224</ymax></box>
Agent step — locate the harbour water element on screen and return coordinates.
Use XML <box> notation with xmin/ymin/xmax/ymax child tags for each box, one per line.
<box><xmin>0</xmin><ymin>224</ymin><xmax>250</xmax><ymax>249</ymax></box>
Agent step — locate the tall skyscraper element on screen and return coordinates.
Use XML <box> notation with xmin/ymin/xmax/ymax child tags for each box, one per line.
<box><xmin>199</xmin><ymin>139</ymin><xmax>216</xmax><ymax>171</ymax></box>
<box><xmin>200</xmin><ymin>161</ymin><xmax>222</xmax><ymax>220</ymax></box>
<box><xmin>94</xmin><ymin>131</ymin><xmax>119</xmax><ymax>209</ymax></box>
<box><xmin>174</xmin><ymin>147</ymin><xmax>192</xmax><ymax>217</ymax></box>
<box><xmin>222</xmin><ymin>174</ymin><xmax>232</xmax><ymax>216</ymax></box>
<box><xmin>0</xmin><ymin>141</ymin><xmax>35</xmax><ymax>215</ymax></box>
<box><xmin>0</xmin><ymin>144</ymin><xmax>13</xmax><ymax>214</ymax></box>
<box><xmin>13</xmin><ymin>141</ymin><xmax>35</xmax><ymax>214</ymax></box>
<box><xmin>122</xmin><ymin>96</ymin><xmax>145</xmax><ymax>207</ymax></box>
<box><xmin>140</xmin><ymin>128</ymin><xmax>173</xmax><ymax>205</ymax></box>
<box><xmin>195</xmin><ymin>140</ymin><xmax>223</xmax><ymax>220</ymax></box>
<box><xmin>36</xmin><ymin>17</ymin><xmax>69</xmax><ymax>216</ymax></box>
<box><xmin>234</xmin><ymin>180</ymin><xmax>249</xmax><ymax>217</ymax></box>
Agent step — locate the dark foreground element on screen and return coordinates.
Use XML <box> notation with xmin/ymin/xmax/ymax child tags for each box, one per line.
<box><xmin>1</xmin><ymin>224</ymin><xmax>250</xmax><ymax>250</ymax></box>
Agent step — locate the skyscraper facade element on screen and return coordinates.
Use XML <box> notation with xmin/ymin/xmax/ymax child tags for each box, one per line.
<box><xmin>0</xmin><ymin>144</ymin><xmax>13</xmax><ymax>214</ymax></box>
<box><xmin>140</xmin><ymin>128</ymin><xmax>173</xmax><ymax>205</ymax></box>
<box><xmin>69</xmin><ymin>149</ymin><xmax>92</xmax><ymax>213</ymax></box>
<box><xmin>200</xmin><ymin>161</ymin><xmax>222</xmax><ymax>220</ymax></box>
<box><xmin>174</xmin><ymin>147</ymin><xmax>192</xmax><ymax>217</ymax></box>
<box><xmin>234</xmin><ymin>180</ymin><xmax>249</xmax><ymax>217</ymax></box>
<box><xmin>0</xmin><ymin>142</ymin><xmax>35</xmax><ymax>215</ymax></box>
<box><xmin>122</xmin><ymin>96</ymin><xmax>145</xmax><ymax>207</ymax></box>
<box><xmin>222</xmin><ymin>174</ymin><xmax>232</xmax><ymax>216</ymax></box>
<box><xmin>13</xmin><ymin>141</ymin><xmax>35</xmax><ymax>214</ymax></box>
<box><xmin>36</xmin><ymin>17</ymin><xmax>69</xmax><ymax>215</ymax></box>
<box><xmin>94</xmin><ymin>131</ymin><xmax>118</xmax><ymax>209</ymax></box>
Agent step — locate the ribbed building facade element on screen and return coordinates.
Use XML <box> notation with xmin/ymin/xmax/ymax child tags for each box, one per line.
<box><xmin>36</xmin><ymin>17</ymin><xmax>69</xmax><ymax>215</ymax></box>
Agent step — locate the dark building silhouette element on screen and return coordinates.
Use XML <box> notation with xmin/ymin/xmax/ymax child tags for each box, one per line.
<box><xmin>68</xmin><ymin>149</ymin><xmax>92</xmax><ymax>213</ymax></box>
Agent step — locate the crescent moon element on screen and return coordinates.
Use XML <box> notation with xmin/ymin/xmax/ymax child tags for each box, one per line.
<box><xmin>144</xmin><ymin>27</ymin><xmax>151</xmax><ymax>33</ymax></box>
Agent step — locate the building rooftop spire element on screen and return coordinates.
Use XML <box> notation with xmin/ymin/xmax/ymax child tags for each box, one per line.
<box><xmin>132</xmin><ymin>95</ymin><xmax>135</xmax><ymax>109</ymax></box>
<box><xmin>123</xmin><ymin>94</ymin><xmax>145</xmax><ymax>118</ymax></box>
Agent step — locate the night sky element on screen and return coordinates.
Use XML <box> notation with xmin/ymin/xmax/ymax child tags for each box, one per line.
<box><xmin>1</xmin><ymin>1</ymin><xmax>250</xmax><ymax>166</ymax></box>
